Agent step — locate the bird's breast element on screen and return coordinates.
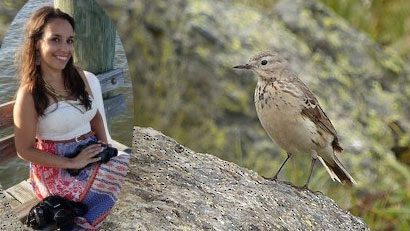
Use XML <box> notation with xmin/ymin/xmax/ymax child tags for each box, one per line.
<box><xmin>254</xmin><ymin>81</ymin><xmax>302</xmax><ymax>115</ymax></box>
<box><xmin>254</xmin><ymin>81</ymin><xmax>322</xmax><ymax>154</ymax></box>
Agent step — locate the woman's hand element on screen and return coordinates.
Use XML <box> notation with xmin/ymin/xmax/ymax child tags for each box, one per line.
<box><xmin>68</xmin><ymin>144</ymin><xmax>102</xmax><ymax>169</ymax></box>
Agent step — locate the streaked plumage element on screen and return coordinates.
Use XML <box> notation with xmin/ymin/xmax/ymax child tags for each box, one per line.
<box><xmin>234</xmin><ymin>51</ymin><xmax>356</xmax><ymax>188</ymax></box>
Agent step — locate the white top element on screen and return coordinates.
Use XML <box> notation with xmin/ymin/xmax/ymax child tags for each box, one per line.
<box><xmin>36</xmin><ymin>71</ymin><xmax>112</xmax><ymax>142</ymax></box>
<box><xmin>36</xmin><ymin>98</ymin><xmax>96</xmax><ymax>140</ymax></box>
<box><xmin>83</xmin><ymin>71</ymin><xmax>112</xmax><ymax>143</ymax></box>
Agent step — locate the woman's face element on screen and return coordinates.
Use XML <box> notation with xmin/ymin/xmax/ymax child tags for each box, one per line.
<box><xmin>36</xmin><ymin>18</ymin><xmax>74</xmax><ymax>73</ymax></box>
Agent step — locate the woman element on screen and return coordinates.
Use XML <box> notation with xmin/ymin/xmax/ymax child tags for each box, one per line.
<box><xmin>13</xmin><ymin>6</ymin><xmax>129</xmax><ymax>230</ymax></box>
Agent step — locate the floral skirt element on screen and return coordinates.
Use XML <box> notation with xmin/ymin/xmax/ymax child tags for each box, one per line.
<box><xmin>30</xmin><ymin>136</ymin><xmax>130</xmax><ymax>230</ymax></box>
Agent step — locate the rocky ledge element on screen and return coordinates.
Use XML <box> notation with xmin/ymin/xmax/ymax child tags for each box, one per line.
<box><xmin>102</xmin><ymin>126</ymin><xmax>368</xmax><ymax>230</ymax></box>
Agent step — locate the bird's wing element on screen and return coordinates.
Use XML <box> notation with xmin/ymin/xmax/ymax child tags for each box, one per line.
<box><xmin>292</xmin><ymin>77</ymin><xmax>343</xmax><ymax>152</ymax></box>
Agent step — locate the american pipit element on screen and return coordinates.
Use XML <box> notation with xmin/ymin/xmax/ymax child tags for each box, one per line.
<box><xmin>234</xmin><ymin>51</ymin><xmax>356</xmax><ymax>188</ymax></box>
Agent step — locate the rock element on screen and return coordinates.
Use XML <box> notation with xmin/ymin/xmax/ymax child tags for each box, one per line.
<box><xmin>0</xmin><ymin>185</ymin><xmax>27</xmax><ymax>230</ymax></box>
<box><xmin>102</xmin><ymin>127</ymin><xmax>368</xmax><ymax>230</ymax></box>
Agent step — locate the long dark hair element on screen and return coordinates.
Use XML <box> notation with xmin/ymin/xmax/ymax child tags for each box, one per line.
<box><xmin>18</xmin><ymin>6</ymin><xmax>91</xmax><ymax>116</ymax></box>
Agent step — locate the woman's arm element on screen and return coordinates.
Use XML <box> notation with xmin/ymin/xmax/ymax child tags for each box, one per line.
<box><xmin>77</xmin><ymin>67</ymin><xmax>109</xmax><ymax>144</ymax></box>
<box><xmin>90</xmin><ymin>110</ymin><xmax>108</xmax><ymax>143</ymax></box>
<box><xmin>13</xmin><ymin>86</ymin><xmax>101</xmax><ymax>169</ymax></box>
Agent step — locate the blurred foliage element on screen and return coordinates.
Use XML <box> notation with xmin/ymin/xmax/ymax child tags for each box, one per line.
<box><xmin>235</xmin><ymin>0</ymin><xmax>410</xmax><ymax>59</ymax></box>
<box><xmin>318</xmin><ymin>0</ymin><xmax>410</xmax><ymax>58</ymax></box>
<box><xmin>0</xmin><ymin>0</ymin><xmax>26</xmax><ymax>42</ymax></box>
<box><xmin>231</xmin><ymin>0</ymin><xmax>278</xmax><ymax>12</ymax></box>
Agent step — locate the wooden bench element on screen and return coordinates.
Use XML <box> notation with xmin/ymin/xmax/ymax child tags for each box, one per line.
<box><xmin>0</xmin><ymin>68</ymin><xmax>130</xmax><ymax>224</ymax></box>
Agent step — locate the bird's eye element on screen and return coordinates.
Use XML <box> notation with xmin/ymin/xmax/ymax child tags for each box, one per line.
<box><xmin>261</xmin><ymin>60</ymin><xmax>268</xmax><ymax>65</ymax></box>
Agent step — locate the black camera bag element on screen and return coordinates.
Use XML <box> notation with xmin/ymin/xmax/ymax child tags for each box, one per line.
<box><xmin>25</xmin><ymin>195</ymin><xmax>87</xmax><ymax>230</ymax></box>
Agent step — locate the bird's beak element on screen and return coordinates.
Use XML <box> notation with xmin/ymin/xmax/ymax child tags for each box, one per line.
<box><xmin>233</xmin><ymin>64</ymin><xmax>252</xmax><ymax>69</ymax></box>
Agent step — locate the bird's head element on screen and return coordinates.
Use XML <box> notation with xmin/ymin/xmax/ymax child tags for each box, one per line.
<box><xmin>234</xmin><ymin>51</ymin><xmax>289</xmax><ymax>81</ymax></box>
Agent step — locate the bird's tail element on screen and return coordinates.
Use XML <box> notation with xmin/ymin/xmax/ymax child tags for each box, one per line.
<box><xmin>317</xmin><ymin>155</ymin><xmax>357</xmax><ymax>186</ymax></box>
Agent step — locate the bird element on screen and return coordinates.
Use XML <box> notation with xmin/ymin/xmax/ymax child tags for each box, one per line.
<box><xmin>233</xmin><ymin>51</ymin><xmax>356</xmax><ymax>188</ymax></box>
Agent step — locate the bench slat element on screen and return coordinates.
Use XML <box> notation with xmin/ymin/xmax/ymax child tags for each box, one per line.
<box><xmin>98</xmin><ymin>68</ymin><xmax>125</xmax><ymax>93</ymax></box>
<box><xmin>5</xmin><ymin>179</ymin><xmax>39</xmax><ymax>221</ymax></box>
<box><xmin>0</xmin><ymin>134</ymin><xmax>16</xmax><ymax>162</ymax></box>
<box><xmin>14</xmin><ymin>198</ymin><xmax>38</xmax><ymax>222</ymax></box>
<box><xmin>5</xmin><ymin>180</ymin><xmax>36</xmax><ymax>205</ymax></box>
<box><xmin>0</xmin><ymin>101</ymin><xmax>14</xmax><ymax>130</ymax></box>
<box><xmin>104</xmin><ymin>94</ymin><xmax>126</xmax><ymax>120</ymax></box>
<box><xmin>4</xmin><ymin>191</ymin><xmax>22</xmax><ymax>209</ymax></box>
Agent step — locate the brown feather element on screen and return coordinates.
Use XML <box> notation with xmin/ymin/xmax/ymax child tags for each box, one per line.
<box><xmin>293</xmin><ymin>77</ymin><xmax>343</xmax><ymax>152</ymax></box>
<box><xmin>322</xmin><ymin>158</ymin><xmax>354</xmax><ymax>186</ymax></box>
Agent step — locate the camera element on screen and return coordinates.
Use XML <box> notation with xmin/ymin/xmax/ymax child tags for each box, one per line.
<box><xmin>26</xmin><ymin>195</ymin><xmax>88</xmax><ymax>230</ymax></box>
<box><xmin>67</xmin><ymin>140</ymin><xmax>118</xmax><ymax>176</ymax></box>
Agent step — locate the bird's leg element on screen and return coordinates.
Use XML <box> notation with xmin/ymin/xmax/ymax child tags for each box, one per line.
<box><xmin>264</xmin><ymin>152</ymin><xmax>292</xmax><ymax>181</ymax></box>
<box><xmin>301</xmin><ymin>157</ymin><xmax>317</xmax><ymax>189</ymax></box>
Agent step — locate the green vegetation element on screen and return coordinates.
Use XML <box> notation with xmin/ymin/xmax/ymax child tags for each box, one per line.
<box><xmin>319</xmin><ymin>0</ymin><xmax>410</xmax><ymax>58</ymax></box>
<box><xmin>236</xmin><ymin>0</ymin><xmax>410</xmax><ymax>58</ymax></box>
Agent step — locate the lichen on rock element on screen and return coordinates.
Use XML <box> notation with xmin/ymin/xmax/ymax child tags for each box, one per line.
<box><xmin>102</xmin><ymin>127</ymin><xmax>368</xmax><ymax>230</ymax></box>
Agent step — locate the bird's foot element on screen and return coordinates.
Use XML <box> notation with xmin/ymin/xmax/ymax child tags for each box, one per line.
<box><xmin>295</xmin><ymin>185</ymin><xmax>322</xmax><ymax>194</ymax></box>
<box><xmin>296</xmin><ymin>184</ymin><xmax>311</xmax><ymax>191</ymax></box>
<box><xmin>262</xmin><ymin>175</ymin><xmax>278</xmax><ymax>181</ymax></box>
